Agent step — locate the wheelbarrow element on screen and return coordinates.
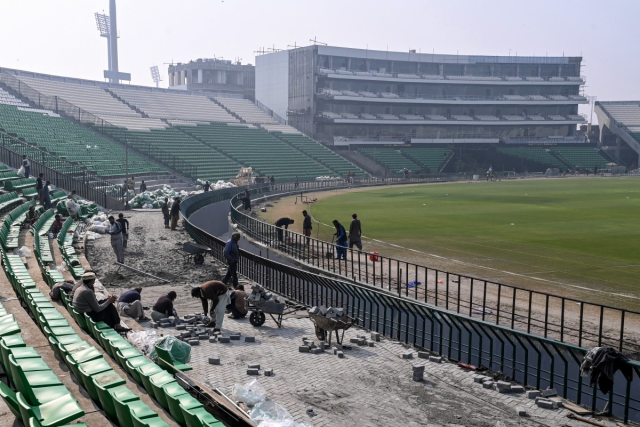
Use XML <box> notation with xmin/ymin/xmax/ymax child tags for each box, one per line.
<box><xmin>247</xmin><ymin>298</ymin><xmax>306</xmax><ymax>328</ymax></box>
<box><xmin>309</xmin><ymin>312</ymin><xmax>358</xmax><ymax>346</ymax></box>
<box><xmin>173</xmin><ymin>242</ymin><xmax>211</xmax><ymax>264</ymax></box>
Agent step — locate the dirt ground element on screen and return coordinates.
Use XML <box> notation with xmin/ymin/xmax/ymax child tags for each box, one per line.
<box><xmin>254</xmin><ymin>182</ymin><xmax>640</xmax><ymax>357</ymax></box>
<box><xmin>84</xmin><ymin>210</ymin><xmax>223</xmax><ymax>302</ymax></box>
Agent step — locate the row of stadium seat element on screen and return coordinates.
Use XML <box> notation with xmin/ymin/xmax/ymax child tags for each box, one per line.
<box><xmin>496</xmin><ymin>146</ymin><xmax>566</xmax><ymax>169</ymax></box>
<box><xmin>103</xmin><ymin>126</ymin><xmax>243</xmax><ymax>183</ymax></box>
<box><xmin>52</xmin><ymin>217</ymin><xmax>223</xmax><ymax>427</ymax></box>
<box><xmin>272</xmin><ymin>132</ymin><xmax>364</xmax><ymax>176</ymax></box>
<box><xmin>213</xmin><ymin>97</ymin><xmax>277</xmax><ymax>124</ymax></box>
<box><xmin>111</xmin><ymin>89</ymin><xmax>237</xmax><ymax>123</ymax></box>
<box><xmin>179</xmin><ymin>122</ymin><xmax>337</xmax><ymax>181</ymax></box>
<box><xmin>321</xmin><ymin>111</ymin><xmax>586</xmax><ymax>122</ymax></box>
<box><xmin>0</xmin><ymin>104</ymin><xmax>165</xmax><ymax>178</ymax></box>
<box><xmin>357</xmin><ymin>147</ymin><xmax>451</xmax><ymax>173</ymax></box>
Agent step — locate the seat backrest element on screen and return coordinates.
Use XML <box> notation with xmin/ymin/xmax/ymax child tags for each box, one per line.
<box><xmin>0</xmin><ymin>381</ymin><xmax>21</xmax><ymax>419</ymax></box>
<box><xmin>8</xmin><ymin>355</ymin><xmax>38</xmax><ymax>405</ymax></box>
<box><xmin>154</xmin><ymin>346</ymin><xmax>174</xmax><ymax>363</ymax></box>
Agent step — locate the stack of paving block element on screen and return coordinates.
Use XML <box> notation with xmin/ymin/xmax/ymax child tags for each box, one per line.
<box><xmin>308</xmin><ymin>305</ymin><xmax>344</xmax><ymax>318</ymax></box>
<box><xmin>412</xmin><ymin>364</ymin><xmax>425</xmax><ymax>382</ymax></box>
<box><xmin>533</xmin><ymin>389</ymin><xmax>562</xmax><ymax>409</ymax></box>
<box><xmin>247</xmin><ymin>284</ymin><xmax>283</xmax><ymax>303</ymax></box>
<box><xmin>349</xmin><ymin>334</ymin><xmax>375</xmax><ymax>347</ymax></box>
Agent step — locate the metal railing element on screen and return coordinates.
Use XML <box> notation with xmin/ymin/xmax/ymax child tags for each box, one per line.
<box><xmin>229</xmin><ymin>185</ymin><xmax>640</xmax><ymax>359</ymax></box>
<box><xmin>181</xmin><ymin>190</ymin><xmax>639</xmax><ymax>424</ymax></box>
<box><xmin>255</xmin><ymin>100</ymin><xmax>287</xmax><ymax>125</ymax></box>
<box><xmin>317</xmin><ymin>90</ymin><xmax>588</xmax><ymax>103</ymax></box>
<box><xmin>0</xmin><ymin>133</ymin><xmax>121</xmax><ymax>208</ymax></box>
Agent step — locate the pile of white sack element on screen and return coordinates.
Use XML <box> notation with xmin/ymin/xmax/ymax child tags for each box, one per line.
<box><xmin>196</xmin><ymin>179</ymin><xmax>236</xmax><ymax>190</ymax></box>
<box><xmin>315</xmin><ymin>176</ymin><xmax>341</xmax><ymax>181</ymax></box>
<box><xmin>86</xmin><ymin>212</ymin><xmax>109</xmax><ymax>239</ymax></box>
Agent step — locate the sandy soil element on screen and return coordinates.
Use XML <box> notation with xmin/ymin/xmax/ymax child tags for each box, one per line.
<box><xmin>84</xmin><ymin>210</ymin><xmax>223</xmax><ymax>303</ymax></box>
<box><xmin>254</xmin><ymin>183</ymin><xmax>640</xmax><ymax>358</ymax></box>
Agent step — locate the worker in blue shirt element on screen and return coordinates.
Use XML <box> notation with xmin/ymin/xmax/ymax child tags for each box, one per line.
<box><xmin>222</xmin><ymin>232</ymin><xmax>241</xmax><ymax>288</ymax></box>
<box><xmin>332</xmin><ymin>220</ymin><xmax>348</xmax><ymax>260</ymax></box>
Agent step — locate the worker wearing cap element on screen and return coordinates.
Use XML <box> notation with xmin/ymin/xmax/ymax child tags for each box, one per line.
<box><xmin>73</xmin><ymin>272</ymin><xmax>129</xmax><ymax>332</ymax></box>
<box><xmin>348</xmin><ymin>213</ymin><xmax>362</xmax><ymax>250</ymax></box>
<box><xmin>191</xmin><ymin>280</ymin><xmax>230</xmax><ymax>331</ymax></box>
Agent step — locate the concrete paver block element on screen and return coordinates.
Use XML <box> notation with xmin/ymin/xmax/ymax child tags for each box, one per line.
<box><xmin>230</xmin><ymin>334</ymin><xmax>241</xmax><ymax>340</ymax></box>
<box><xmin>536</xmin><ymin>399</ymin><xmax>556</xmax><ymax>409</ymax></box>
<box><xmin>198</xmin><ymin>334</ymin><xmax>208</xmax><ymax>340</ymax></box>
<box><xmin>515</xmin><ymin>406</ymin><xmax>526</xmax><ymax>416</ymax></box>
<box><xmin>219</xmin><ymin>337</ymin><xmax>230</xmax><ymax>343</ymax></box>
<box><xmin>418</xmin><ymin>351</ymin><xmax>429</xmax><ymax>359</ymax></box>
<box><xmin>412</xmin><ymin>364</ymin><xmax>425</xmax><ymax>372</ymax></box>
<box><xmin>299</xmin><ymin>346</ymin><xmax>310</xmax><ymax>353</ymax></box>
<box><xmin>188</xmin><ymin>339</ymin><xmax>199</xmax><ymax>345</ymax></box>
<box><xmin>367</xmin><ymin>341</ymin><xmax>374</xmax><ymax>347</ymax></box>
<box><xmin>247</xmin><ymin>368</ymin><xmax>259</xmax><ymax>375</ymax></box>
<box><xmin>208</xmin><ymin>337</ymin><xmax>217</xmax><ymax>343</ymax></box>
<box><xmin>176</xmin><ymin>324</ymin><xmax>186</xmax><ymax>330</ymax></box>
<box><xmin>511</xmin><ymin>385</ymin><xmax>525</xmax><ymax>393</ymax></box>
<box><xmin>264</xmin><ymin>369</ymin><xmax>273</xmax><ymax>376</ymax></box>
<box><xmin>370</xmin><ymin>332</ymin><xmax>380</xmax><ymax>342</ymax></box>
<box><xmin>541</xmin><ymin>388</ymin><xmax>557</xmax><ymax>397</ymax></box>
<box><xmin>337</xmin><ymin>351</ymin><xmax>344</xmax><ymax>358</ymax></box>
<box><xmin>349</xmin><ymin>338</ymin><xmax>360</xmax><ymax>344</ymax></box>
<box><xmin>248</xmin><ymin>364</ymin><xmax>260</xmax><ymax>369</ymax></box>
<box><xmin>482</xmin><ymin>381</ymin><xmax>494</xmax><ymax>389</ymax></box>
<box><xmin>310</xmin><ymin>348</ymin><xmax>323</xmax><ymax>354</ymax></box>
<box><xmin>401</xmin><ymin>352</ymin><xmax>413</xmax><ymax>359</ymax></box>
<box><xmin>208</xmin><ymin>357</ymin><xmax>220</xmax><ymax>365</ymax></box>
<box><xmin>412</xmin><ymin>374</ymin><xmax>423</xmax><ymax>382</ymax></box>
<box><xmin>245</xmin><ymin>336</ymin><xmax>255</xmax><ymax>342</ymax></box>
<box><xmin>429</xmin><ymin>356</ymin><xmax>442</xmax><ymax>363</ymax></box>
<box><xmin>526</xmin><ymin>390</ymin><xmax>540</xmax><ymax>399</ymax></box>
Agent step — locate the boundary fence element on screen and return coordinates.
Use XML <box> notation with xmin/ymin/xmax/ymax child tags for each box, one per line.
<box><xmin>229</xmin><ymin>184</ymin><xmax>640</xmax><ymax>358</ymax></box>
<box><xmin>182</xmin><ymin>190</ymin><xmax>640</xmax><ymax>424</ymax></box>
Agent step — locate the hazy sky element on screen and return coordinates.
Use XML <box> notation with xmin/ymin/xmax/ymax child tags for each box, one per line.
<box><xmin>2</xmin><ymin>0</ymin><xmax>639</xmax><ymax>121</ymax></box>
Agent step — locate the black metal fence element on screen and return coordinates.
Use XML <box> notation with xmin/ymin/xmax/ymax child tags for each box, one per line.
<box><xmin>181</xmin><ymin>190</ymin><xmax>640</xmax><ymax>424</ymax></box>
<box><xmin>229</xmin><ymin>185</ymin><xmax>640</xmax><ymax>359</ymax></box>
<box><xmin>0</xmin><ymin>133</ymin><xmax>124</xmax><ymax>208</ymax></box>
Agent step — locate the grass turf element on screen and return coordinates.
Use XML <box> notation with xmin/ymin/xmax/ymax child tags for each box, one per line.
<box><xmin>309</xmin><ymin>178</ymin><xmax>640</xmax><ymax>308</ymax></box>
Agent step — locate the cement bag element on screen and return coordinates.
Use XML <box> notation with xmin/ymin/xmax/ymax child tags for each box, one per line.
<box><xmin>232</xmin><ymin>379</ymin><xmax>266</xmax><ymax>406</ymax></box>
<box><xmin>88</xmin><ymin>225</ymin><xmax>107</xmax><ymax>234</ymax></box>
<box><xmin>16</xmin><ymin>246</ymin><xmax>32</xmax><ymax>258</ymax></box>
<box><xmin>17</xmin><ymin>166</ymin><xmax>25</xmax><ymax>177</ymax></box>
<box><xmin>149</xmin><ymin>336</ymin><xmax>191</xmax><ymax>364</ymax></box>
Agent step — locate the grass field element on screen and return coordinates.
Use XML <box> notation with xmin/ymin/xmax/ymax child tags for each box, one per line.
<box><xmin>301</xmin><ymin>178</ymin><xmax>640</xmax><ymax>309</ymax></box>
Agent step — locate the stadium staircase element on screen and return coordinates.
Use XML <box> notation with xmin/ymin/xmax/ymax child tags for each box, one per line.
<box><xmin>207</xmin><ymin>97</ymin><xmax>244</xmax><ymax>123</ymax></box>
<box><xmin>106</xmin><ymin>89</ymin><xmax>150</xmax><ymax>118</ymax></box>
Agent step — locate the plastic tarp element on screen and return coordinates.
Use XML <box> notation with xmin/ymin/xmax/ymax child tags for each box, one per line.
<box><xmin>149</xmin><ymin>335</ymin><xmax>191</xmax><ymax>364</ymax></box>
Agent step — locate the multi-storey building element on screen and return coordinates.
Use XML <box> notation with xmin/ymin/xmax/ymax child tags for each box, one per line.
<box><xmin>256</xmin><ymin>45</ymin><xmax>587</xmax><ymax>145</ymax></box>
<box><xmin>168</xmin><ymin>58</ymin><xmax>255</xmax><ymax>100</ymax></box>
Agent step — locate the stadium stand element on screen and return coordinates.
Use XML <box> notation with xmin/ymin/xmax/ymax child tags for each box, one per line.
<box><xmin>551</xmin><ymin>147</ymin><xmax>609</xmax><ymax>169</ymax></box>
<box><xmin>272</xmin><ymin>132</ymin><xmax>364</xmax><ymax>176</ymax></box>
<box><xmin>496</xmin><ymin>146</ymin><xmax>566</xmax><ymax>169</ymax></box>
<box><xmin>111</xmin><ymin>89</ymin><xmax>237</xmax><ymax>123</ymax></box>
<box><xmin>103</xmin><ymin>126</ymin><xmax>242</xmax><ymax>183</ymax></box>
<box><xmin>401</xmin><ymin>148</ymin><xmax>451</xmax><ymax>172</ymax></box>
<box><xmin>0</xmin><ymin>102</ymin><xmax>164</xmax><ymax>178</ymax></box>
<box><xmin>356</xmin><ymin>148</ymin><xmax>421</xmax><ymax>173</ymax></box>
<box><xmin>213</xmin><ymin>97</ymin><xmax>277</xmax><ymax>124</ymax></box>
<box><xmin>178</xmin><ymin>122</ymin><xmax>337</xmax><ymax>180</ymax></box>
<box><xmin>261</xmin><ymin>124</ymin><xmax>301</xmax><ymax>134</ymax></box>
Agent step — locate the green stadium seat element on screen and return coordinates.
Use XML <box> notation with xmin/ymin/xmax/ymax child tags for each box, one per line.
<box><xmin>16</xmin><ymin>392</ymin><xmax>84</xmax><ymax>427</ymax></box>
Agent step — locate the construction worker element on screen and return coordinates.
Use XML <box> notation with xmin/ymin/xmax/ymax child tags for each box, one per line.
<box><xmin>191</xmin><ymin>281</ymin><xmax>230</xmax><ymax>330</ymax></box>
<box><xmin>274</xmin><ymin>217</ymin><xmax>294</xmax><ymax>242</ymax></box>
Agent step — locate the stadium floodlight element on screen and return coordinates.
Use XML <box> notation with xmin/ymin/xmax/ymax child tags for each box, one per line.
<box><xmin>150</xmin><ymin>65</ymin><xmax>162</xmax><ymax>88</ymax></box>
<box><xmin>95</xmin><ymin>12</ymin><xmax>111</xmax><ymax>37</ymax></box>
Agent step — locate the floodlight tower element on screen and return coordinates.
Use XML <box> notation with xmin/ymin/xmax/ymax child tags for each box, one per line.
<box><xmin>94</xmin><ymin>12</ymin><xmax>111</xmax><ymax>72</ymax></box>
<box><xmin>94</xmin><ymin>0</ymin><xmax>130</xmax><ymax>84</ymax></box>
<box><xmin>150</xmin><ymin>66</ymin><xmax>162</xmax><ymax>88</ymax></box>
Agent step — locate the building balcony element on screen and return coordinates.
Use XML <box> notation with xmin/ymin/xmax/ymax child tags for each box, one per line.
<box><xmin>317</xmin><ymin>112</ymin><xmax>587</xmax><ymax>126</ymax></box>
<box><xmin>316</xmin><ymin>89</ymin><xmax>587</xmax><ymax>105</ymax></box>
<box><xmin>317</xmin><ymin>68</ymin><xmax>585</xmax><ymax>85</ymax></box>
